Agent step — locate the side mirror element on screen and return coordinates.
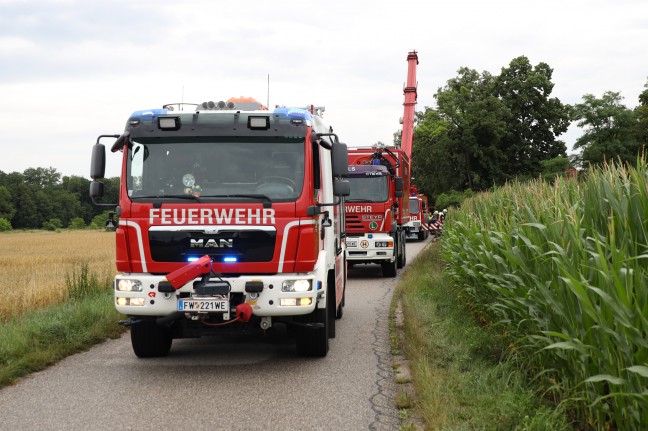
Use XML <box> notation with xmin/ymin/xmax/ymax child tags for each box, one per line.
<box><xmin>89</xmin><ymin>181</ymin><xmax>105</xmax><ymax>200</ymax></box>
<box><xmin>331</xmin><ymin>143</ymin><xmax>349</xmax><ymax>178</ymax></box>
<box><xmin>394</xmin><ymin>176</ymin><xmax>403</xmax><ymax>192</ymax></box>
<box><xmin>90</xmin><ymin>144</ymin><xmax>106</xmax><ymax>180</ymax></box>
<box><xmin>333</xmin><ymin>179</ymin><xmax>350</xmax><ymax>197</ymax></box>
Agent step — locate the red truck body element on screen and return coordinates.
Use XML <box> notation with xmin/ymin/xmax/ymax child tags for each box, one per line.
<box><xmin>344</xmin><ymin>50</ymin><xmax>419</xmax><ymax>276</ymax></box>
<box><xmin>90</xmin><ymin>100</ymin><xmax>349</xmax><ymax>358</ymax></box>
<box><xmin>344</xmin><ymin>146</ymin><xmax>410</xmax><ymax>276</ymax></box>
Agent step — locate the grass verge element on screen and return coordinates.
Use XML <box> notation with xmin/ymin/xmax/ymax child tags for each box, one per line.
<box><xmin>0</xmin><ymin>264</ymin><xmax>125</xmax><ymax>389</ymax></box>
<box><xmin>392</xmin><ymin>241</ymin><xmax>571</xmax><ymax>430</ymax></box>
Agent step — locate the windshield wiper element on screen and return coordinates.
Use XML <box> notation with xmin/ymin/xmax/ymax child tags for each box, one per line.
<box><xmin>199</xmin><ymin>194</ymin><xmax>273</xmax><ymax>208</ymax></box>
<box><xmin>132</xmin><ymin>194</ymin><xmax>202</xmax><ymax>203</ymax></box>
<box><xmin>346</xmin><ymin>199</ymin><xmax>376</xmax><ymax>203</ymax></box>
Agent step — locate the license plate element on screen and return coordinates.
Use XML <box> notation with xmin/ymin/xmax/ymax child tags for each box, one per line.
<box><xmin>347</xmin><ymin>240</ymin><xmax>357</xmax><ymax>248</ymax></box>
<box><xmin>178</xmin><ymin>298</ymin><xmax>228</xmax><ymax>312</ymax></box>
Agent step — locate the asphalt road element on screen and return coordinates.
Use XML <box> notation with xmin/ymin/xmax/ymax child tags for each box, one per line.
<box><xmin>0</xmin><ymin>237</ymin><xmax>432</xmax><ymax>431</ymax></box>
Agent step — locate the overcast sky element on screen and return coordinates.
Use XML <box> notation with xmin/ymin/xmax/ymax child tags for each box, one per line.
<box><xmin>1</xmin><ymin>0</ymin><xmax>647</xmax><ymax>178</ymax></box>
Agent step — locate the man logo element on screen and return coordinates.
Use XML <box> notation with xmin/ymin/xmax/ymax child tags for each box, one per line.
<box><xmin>190</xmin><ymin>238</ymin><xmax>234</xmax><ymax>248</ymax></box>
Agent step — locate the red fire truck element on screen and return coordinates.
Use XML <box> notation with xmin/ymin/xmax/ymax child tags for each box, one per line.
<box><xmin>344</xmin><ymin>50</ymin><xmax>419</xmax><ymax>276</ymax></box>
<box><xmin>405</xmin><ymin>185</ymin><xmax>430</xmax><ymax>241</ymax></box>
<box><xmin>345</xmin><ymin>147</ymin><xmax>409</xmax><ymax>276</ymax></box>
<box><xmin>89</xmin><ymin>99</ymin><xmax>350</xmax><ymax>358</ymax></box>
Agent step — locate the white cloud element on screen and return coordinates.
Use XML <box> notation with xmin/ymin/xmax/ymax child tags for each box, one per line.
<box><xmin>1</xmin><ymin>0</ymin><xmax>648</xmax><ymax>177</ymax></box>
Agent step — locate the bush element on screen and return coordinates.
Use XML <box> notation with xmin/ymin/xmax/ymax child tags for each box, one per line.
<box><xmin>90</xmin><ymin>211</ymin><xmax>118</xmax><ymax>230</ymax></box>
<box><xmin>42</xmin><ymin>218</ymin><xmax>63</xmax><ymax>231</ymax></box>
<box><xmin>68</xmin><ymin>217</ymin><xmax>86</xmax><ymax>230</ymax></box>
<box><xmin>0</xmin><ymin>217</ymin><xmax>11</xmax><ymax>231</ymax></box>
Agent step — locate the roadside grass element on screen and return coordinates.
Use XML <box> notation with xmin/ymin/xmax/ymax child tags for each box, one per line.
<box><xmin>393</xmin><ymin>242</ymin><xmax>570</xmax><ymax>430</ymax></box>
<box><xmin>0</xmin><ymin>230</ymin><xmax>124</xmax><ymax>389</ymax></box>
<box><xmin>0</xmin><ymin>290</ymin><xmax>124</xmax><ymax>388</ymax></box>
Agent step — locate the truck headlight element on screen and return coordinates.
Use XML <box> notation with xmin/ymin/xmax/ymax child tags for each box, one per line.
<box><xmin>116</xmin><ymin>297</ymin><xmax>145</xmax><ymax>306</ymax></box>
<box><xmin>281</xmin><ymin>279</ymin><xmax>312</xmax><ymax>292</ymax></box>
<box><xmin>117</xmin><ymin>279</ymin><xmax>143</xmax><ymax>292</ymax></box>
<box><xmin>375</xmin><ymin>241</ymin><xmax>393</xmax><ymax>248</ymax></box>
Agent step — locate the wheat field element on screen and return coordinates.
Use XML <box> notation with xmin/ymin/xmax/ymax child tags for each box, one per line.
<box><xmin>0</xmin><ymin>230</ymin><xmax>116</xmax><ymax>321</ymax></box>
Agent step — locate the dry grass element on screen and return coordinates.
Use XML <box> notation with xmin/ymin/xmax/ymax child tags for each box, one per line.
<box><xmin>0</xmin><ymin>230</ymin><xmax>115</xmax><ymax>321</ymax></box>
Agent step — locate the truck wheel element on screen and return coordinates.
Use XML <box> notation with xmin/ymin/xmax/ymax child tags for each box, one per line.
<box><xmin>130</xmin><ymin>318</ymin><xmax>172</xmax><ymax>358</ymax></box>
<box><xmin>417</xmin><ymin>231</ymin><xmax>425</xmax><ymax>241</ymax></box>
<box><xmin>382</xmin><ymin>259</ymin><xmax>397</xmax><ymax>277</ymax></box>
<box><xmin>336</xmin><ymin>286</ymin><xmax>345</xmax><ymax>319</ymax></box>
<box><xmin>327</xmin><ymin>278</ymin><xmax>336</xmax><ymax>338</ymax></box>
<box><xmin>397</xmin><ymin>234</ymin><xmax>405</xmax><ymax>269</ymax></box>
<box><xmin>400</xmin><ymin>232</ymin><xmax>407</xmax><ymax>267</ymax></box>
<box><xmin>296</xmin><ymin>307</ymin><xmax>329</xmax><ymax>357</ymax></box>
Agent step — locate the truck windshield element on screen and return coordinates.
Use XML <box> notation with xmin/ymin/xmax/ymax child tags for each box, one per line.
<box><xmin>126</xmin><ymin>138</ymin><xmax>304</xmax><ymax>201</ymax></box>
<box><xmin>409</xmin><ymin>199</ymin><xmax>420</xmax><ymax>214</ymax></box>
<box><xmin>346</xmin><ymin>176</ymin><xmax>389</xmax><ymax>202</ymax></box>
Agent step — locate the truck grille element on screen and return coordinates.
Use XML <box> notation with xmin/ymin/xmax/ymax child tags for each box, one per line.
<box><xmin>149</xmin><ymin>230</ymin><xmax>276</xmax><ymax>263</ymax></box>
<box><xmin>345</xmin><ymin>214</ymin><xmax>365</xmax><ymax>232</ymax></box>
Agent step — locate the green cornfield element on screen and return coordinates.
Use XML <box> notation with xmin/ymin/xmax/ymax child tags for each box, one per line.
<box><xmin>441</xmin><ymin>160</ymin><xmax>648</xmax><ymax>430</ymax></box>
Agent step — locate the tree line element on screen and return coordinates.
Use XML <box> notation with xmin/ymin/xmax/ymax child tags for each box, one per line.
<box><xmin>1</xmin><ymin>55</ymin><xmax>646</xmax><ymax>230</ymax></box>
<box><xmin>0</xmin><ymin>167</ymin><xmax>118</xmax><ymax>231</ymax></box>
<box><xmin>410</xmin><ymin>55</ymin><xmax>648</xmax><ymax>203</ymax></box>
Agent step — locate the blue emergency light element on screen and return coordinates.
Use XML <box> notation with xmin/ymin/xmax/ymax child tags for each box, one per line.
<box><xmin>273</xmin><ymin>107</ymin><xmax>313</xmax><ymax>122</ymax></box>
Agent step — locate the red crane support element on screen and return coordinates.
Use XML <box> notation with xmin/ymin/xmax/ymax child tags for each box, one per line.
<box><xmin>400</xmin><ymin>50</ymin><xmax>418</xmax><ymax>158</ymax></box>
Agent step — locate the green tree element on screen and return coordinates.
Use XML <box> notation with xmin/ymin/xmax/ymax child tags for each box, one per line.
<box><xmin>634</xmin><ymin>80</ymin><xmax>648</xmax><ymax>152</ymax></box>
<box><xmin>495</xmin><ymin>56</ymin><xmax>571</xmax><ymax>178</ymax></box>
<box><xmin>411</xmin><ymin>107</ymin><xmax>454</xmax><ymax>196</ymax></box>
<box><xmin>0</xmin><ymin>185</ymin><xmax>15</xmax><ymax>221</ymax></box>
<box><xmin>61</xmin><ymin>175</ymin><xmax>94</xmax><ymax>223</ymax></box>
<box><xmin>10</xmin><ymin>183</ymin><xmax>39</xmax><ymax>229</ymax></box>
<box><xmin>573</xmin><ymin>91</ymin><xmax>641</xmax><ymax>165</ymax></box>
<box><xmin>429</xmin><ymin>67</ymin><xmax>508</xmax><ymax>191</ymax></box>
<box><xmin>23</xmin><ymin>167</ymin><xmax>61</xmax><ymax>188</ymax></box>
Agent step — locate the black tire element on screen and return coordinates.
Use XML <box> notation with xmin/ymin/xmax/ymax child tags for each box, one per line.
<box><xmin>382</xmin><ymin>258</ymin><xmax>397</xmax><ymax>277</ymax></box>
<box><xmin>336</xmin><ymin>285</ymin><xmax>345</xmax><ymax>319</ymax></box>
<box><xmin>327</xmin><ymin>278</ymin><xmax>336</xmax><ymax>338</ymax></box>
<box><xmin>396</xmin><ymin>233</ymin><xmax>404</xmax><ymax>269</ymax></box>
<box><xmin>130</xmin><ymin>318</ymin><xmax>173</xmax><ymax>358</ymax></box>
<box><xmin>401</xmin><ymin>231</ymin><xmax>407</xmax><ymax>267</ymax></box>
<box><xmin>296</xmin><ymin>307</ymin><xmax>329</xmax><ymax>357</ymax></box>
<box><xmin>417</xmin><ymin>230</ymin><xmax>425</xmax><ymax>241</ymax></box>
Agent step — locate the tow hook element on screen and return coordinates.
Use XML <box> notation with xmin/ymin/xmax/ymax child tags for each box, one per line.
<box><xmin>118</xmin><ymin>319</ymin><xmax>140</xmax><ymax>326</ymax></box>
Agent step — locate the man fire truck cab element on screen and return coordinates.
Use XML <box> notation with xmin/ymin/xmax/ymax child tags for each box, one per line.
<box><xmin>89</xmin><ymin>98</ymin><xmax>350</xmax><ymax>358</ymax></box>
<box><xmin>345</xmin><ymin>146</ymin><xmax>409</xmax><ymax>277</ymax></box>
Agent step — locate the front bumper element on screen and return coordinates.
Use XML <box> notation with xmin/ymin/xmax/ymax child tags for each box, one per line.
<box><xmin>114</xmin><ymin>257</ymin><xmax>328</xmax><ymax>318</ymax></box>
<box><xmin>345</xmin><ymin>233</ymin><xmax>395</xmax><ymax>261</ymax></box>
